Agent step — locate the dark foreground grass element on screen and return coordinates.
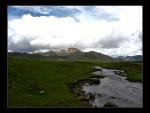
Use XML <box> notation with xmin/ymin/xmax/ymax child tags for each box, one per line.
<box><xmin>8</xmin><ymin>57</ymin><xmax>93</xmax><ymax>107</ymax></box>
<box><xmin>8</xmin><ymin>57</ymin><xmax>142</xmax><ymax>107</ymax></box>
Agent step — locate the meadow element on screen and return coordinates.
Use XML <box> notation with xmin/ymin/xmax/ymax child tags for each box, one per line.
<box><xmin>8</xmin><ymin>57</ymin><xmax>142</xmax><ymax>107</ymax></box>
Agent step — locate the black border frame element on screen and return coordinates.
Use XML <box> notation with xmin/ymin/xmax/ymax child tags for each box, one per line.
<box><xmin>5</xmin><ymin>0</ymin><xmax>144</xmax><ymax>5</ymax></box>
<box><xmin>0</xmin><ymin>0</ymin><xmax>144</xmax><ymax>113</ymax></box>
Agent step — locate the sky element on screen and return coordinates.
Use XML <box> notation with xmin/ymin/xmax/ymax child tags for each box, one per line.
<box><xmin>8</xmin><ymin>6</ymin><xmax>142</xmax><ymax>57</ymax></box>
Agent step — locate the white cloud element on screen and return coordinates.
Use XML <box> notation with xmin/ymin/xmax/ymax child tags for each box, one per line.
<box><xmin>8</xmin><ymin>6</ymin><xmax>142</xmax><ymax>57</ymax></box>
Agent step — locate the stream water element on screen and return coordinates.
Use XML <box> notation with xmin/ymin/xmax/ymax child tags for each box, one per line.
<box><xmin>82</xmin><ymin>66</ymin><xmax>143</xmax><ymax>107</ymax></box>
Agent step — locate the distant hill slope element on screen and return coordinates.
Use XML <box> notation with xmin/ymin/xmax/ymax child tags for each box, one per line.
<box><xmin>116</xmin><ymin>55</ymin><xmax>143</xmax><ymax>61</ymax></box>
<box><xmin>8</xmin><ymin>48</ymin><xmax>117</xmax><ymax>62</ymax></box>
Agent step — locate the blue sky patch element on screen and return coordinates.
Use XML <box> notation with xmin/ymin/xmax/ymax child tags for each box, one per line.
<box><xmin>8</xmin><ymin>6</ymin><xmax>81</xmax><ymax>21</ymax></box>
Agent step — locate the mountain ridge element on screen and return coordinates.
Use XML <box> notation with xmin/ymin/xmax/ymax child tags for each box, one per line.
<box><xmin>8</xmin><ymin>48</ymin><xmax>117</xmax><ymax>62</ymax></box>
<box><xmin>116</xmin><ymin>55</ymin><xmax>143</xmax><ymax>61</ymax></box>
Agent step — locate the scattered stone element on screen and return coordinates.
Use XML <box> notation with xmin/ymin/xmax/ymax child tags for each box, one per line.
<box><xmin>94</xmin><ymin>68</ymin><xmax>102</xmax><ymax>71</ymax></box>
<box><xmin>114</xmin><ymin>71</ymin><xmax>126</xmax><ymax>77</ymax></box>
<box><xmin>74</xmin><ymin>89</ymin><xmax>81</xmax><ymax>96</ymax></box>
<box><xmin>104</xmin><ymin>102</ymin><xmax>118</xmax><ymax>107</ymax></box>
<box><xmin>109</xmin><ymin>96</ymin><xmax>116</xmax><ymax>99</ymax></box>
<box><xmin>40</xmin><ymin>90</ymin><xmax>45</xmax><ymax>94</ymax></box>
<box><xmin>93</xmin><ymin>105</ymin><xmax>97</xmax><ymax>108</ymax></box>
<box><xmin>78</xmin><ymin>95</ymin><xmax>89</xmax><ymax>102</ymax></box>
<box><xmin>98</xmin><ymin>94</ymin><xmax>102</xmax><ymax>97</ymax></box>
<box><xmin>88</xmin><ymin>93</ymin><xmax>95</xmax><ymax>101</ymax></box>
<box><xmin>91</xmin><ymin>74</ymin><xmax>105</xmax><ymax>78</ymax></box>
<box><xmin>89</xmin><ymin>78</ymin><xmax>100</xmax><ymax>85</ymax></box>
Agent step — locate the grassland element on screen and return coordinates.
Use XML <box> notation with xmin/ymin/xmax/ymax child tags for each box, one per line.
<box><xmin>8</xmin><ymin>57</ymin><xmax>142</xmax><ymax>107</ymax></box>
<box><xmin>95</xmin><ymin>61</ymin><xmax>143</xmax><ymax>82</ymax></box>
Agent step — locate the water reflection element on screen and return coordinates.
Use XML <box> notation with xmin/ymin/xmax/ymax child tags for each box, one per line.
<box><xmin>82</xmin><ymin>66</ymin><xmax>143</xmax><ymax>107</ymax></box>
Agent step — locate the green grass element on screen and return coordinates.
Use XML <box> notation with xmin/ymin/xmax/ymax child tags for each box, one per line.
<box><xmin>96</xmin><ymin>61</ymin><xmax>143</xmax><ymax>82</ymax></box>
<box><xmin>8</xmin><ymin>57</ymin><xmax>142</xmax><ymax>107</ymax></box>
<box><xmin>8</xmin><ymin>57</ymin><xmax>93</xmax><ymax>107</ymax></box>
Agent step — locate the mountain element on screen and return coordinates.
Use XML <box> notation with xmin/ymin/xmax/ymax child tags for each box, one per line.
<box><xmin>42</xmin><ymin>51</ymin><xmax>57</xmax><ymax>57</ymax></box>
<box><xmin>56</xmin><ymin>48</ymin><xmax>81</xmax><ymax>56</ymax></box>
<box><xmin>8</xmin><ymin>48</ymin><xmax>117</xmax><ymax>62</ymax></box>
<box><xmin>56</xmin><ymin>48</ymin><xmax>116</xmax><ymax>61</ymax></box>
<box><xmin>67</xmin><ymin>48</ymin><xmax>81</xmax><ymax>53</ymax></box>
<box><xmin>116</xmin><ymin>55</ymin><xmax>143</xmax><ymax>61</ymax></box>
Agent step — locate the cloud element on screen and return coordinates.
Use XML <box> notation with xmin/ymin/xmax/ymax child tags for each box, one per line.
<box><xmin>95</xmin><ymin>31</ymin><xmax>126</xmax><ymax>49</ymax></box>
<box><xmin>8</xmin><ymin>6</ymin><xmax>142</xmax><ymax>57</ymax></box>
<box><xmin>138</xmin><ymin>31</ymin><xmax>142</xmax><ymax>41</ymax></box>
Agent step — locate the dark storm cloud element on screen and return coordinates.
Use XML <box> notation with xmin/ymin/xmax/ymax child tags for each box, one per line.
<box><xmin>8</xmin><ymin>37</ymin><xmax>50</xmax><ymax>52</ymax></box>
<box><xmin>8</xmin><ymin>35</ymin><xmax>93</xmax><ymax>52</ymax></box>
<box><xmin>95</xmin><ymin>35</ymin><xmax>126</xmax><ymax>49</ymax></box>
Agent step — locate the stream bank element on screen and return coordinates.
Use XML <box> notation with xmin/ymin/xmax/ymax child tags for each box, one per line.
<box><xmin>71</xmin><ymin>66</ymin><xmax>143</xmax><ymax>108</ymax></box>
